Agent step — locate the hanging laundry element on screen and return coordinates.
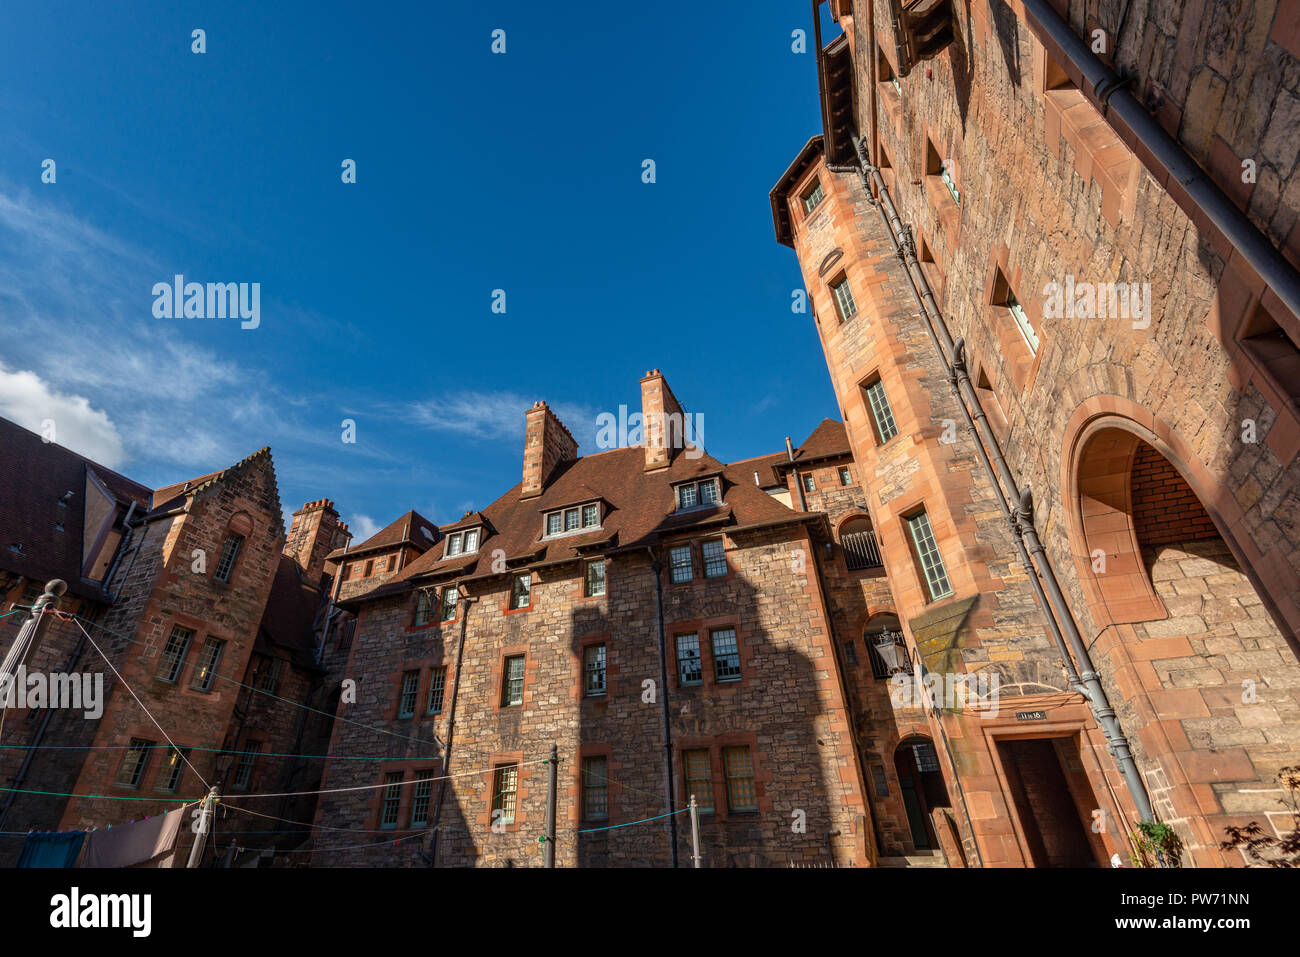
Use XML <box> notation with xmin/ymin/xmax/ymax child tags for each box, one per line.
<box><xmin>17</xmin><ymin>830</ymin><xmax>87</xmax><ymax>868</ymax></box>
<box><xmin>80</xmin><ymin>807</ymin><xmax>184</xmax><ymax>868</ymax></box>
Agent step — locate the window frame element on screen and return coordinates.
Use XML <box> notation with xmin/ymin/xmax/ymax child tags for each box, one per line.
<box><xmin>710</xmin><ymin>627</ymin><xmax>741</xmax><ymax>683</ymax></box>
<box><xmin>584</xmin><ymin>558</ymin><xmax>606</xmax><ymax>597</ymax></box>
<box><xmin>214</xmin><ymin>533</ymin><xmax>243</xmax><ymax>583</ymax></box>
<box><xmin>683</xmin><ymin>749</ymin><xmax>714</xmax><ymax>813</ymax></box>
<box><xmin>723</xmin><ymin>746</ymin><xmax>758</xmax><ymax>813</ymax></box>
<box><xmin>426</xmin><ymin>666</ymin><xmax>447</xmax><ymax>714</ymax></box>
<box><xmin>582</xmin><ymin>755</ymin><xmax>610</xmax><ymax>822</ymax></box>
<box><xmin>189</xmin><ymin>636</ymin><xmax>224</xmax><ymax>692</ymax></box>
<box><xmin>863</xmin><ymin>376</ymin><xmax>900</xmax><ymax>444</ymax></box>
<box><xmin>905</xmin><ymin>509</ymin><xmax>954</xmax><ymax>602</ymax></box>
<box><xmin>700</xmin><ymin>539</ymin><xmax>727</xmax><ymax>579</ymax></box>
<box><xmin>510</xmin><ymin>572</ymin><xmax>532</xmax><ymax>610</ymax></box>
<box><xmin>397</xmin><ymin>670</ymin><xmax>419</xmax><ymax>718</ymax></box>
<box><xmin>675</xmin><ymin>633</ymin><xmax>702</xmax><ymax>687</ymax></box>
<box><xmin>668</xmin><ymin>544</ymin><xmax>694</xmax><ymax>584</ymax></box>
<box><xmin>156</xmin><ymin>625</ymin><xmax>193</xmax><ymax>684</ymax></box>
<box><xmin>492</xmin><ymin>764</ymin><xmax>519</xmax><ymax>825</ymax></box>
<box><xmin>830</xmin><ymin>273</ymin><xmax>858</xmax><ymax>322</ymax></box>
<box><xmin>116</xmin><ymin>738</ymin><xmax>155</xmax><ymax>789</ymax></box>
<box><xmin>502</xmin><ymin>654</ymin><xmax>525</xmax><ymax>707</ymax></box>
<box><xmin>583</xmin><ymin>643</ymin><xmax>607</xmax><ymax>697</ymax></box>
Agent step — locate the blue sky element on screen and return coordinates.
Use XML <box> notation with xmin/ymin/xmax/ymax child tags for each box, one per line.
<box><xmin>0</xmin><ymin>1</ymin><xmax>838</xmax><ymax>541</ymax></box>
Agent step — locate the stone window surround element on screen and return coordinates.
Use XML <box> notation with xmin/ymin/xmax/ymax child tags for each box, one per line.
<box><xmin>477</xmin><ymin>749</ymin><xmax>527</xmax><ymax>834</ymax></box>
<box><xmin>504</xmin><ymin>572</ymin><xmax>534</xmax><ymax>614</ymax></box>
<box><xmin>490</xmin><ymin>646</ymin><xmax>531</xmax><ymax>714</ymax></box>
<box><xmin>670</xmin><ymin>615</ymin><xmax>749</xmax><ymax>690</ymax></box>
<box><xmin>663</xmin><ymin>537</ymin><xmax>735</xmax><ymax>587</ymax></box>
<box><xmin>982</xmin><ymin>246</ymin><xmax>1045</xmax><ymax>393</ymax></box>
<box><xmin>576</xmin><ymin>632</ymin><xmax>615</xmax><ymax>700</ymax></box>
<box><xmin>675</xmin><ymin>733</ymin><xmax>767</xmax><ymax>821</ymax></box>
<box><xmin>575</xmin><ymin>743</ymin><xmax>617</xmax><ymax>825</ymax></box>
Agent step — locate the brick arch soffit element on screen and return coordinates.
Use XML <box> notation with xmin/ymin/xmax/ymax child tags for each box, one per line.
<box><xmin>1061</xmin><ymin>395</ymin><xmax>1292</xmax><ymax>641</ymax></box>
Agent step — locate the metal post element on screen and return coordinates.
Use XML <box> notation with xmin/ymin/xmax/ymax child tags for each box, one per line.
<box><xmin>543</xmin><ymin>743</ymin><xmax>558</xmax><ymax>868</ymax></box>
<box><xmin>187</xmin><ymin>786</ymin><xmax>218</xmax><ymax>868</ymax></box>
<box><xmin>689</xmin><ymin>794</ymin><xmax>701</xmax><ymax>869</ymax></box>
<box><xmin>0</xmin><ymin>580</ymin><xmax>67</xmax><ymax>690</ymax></box>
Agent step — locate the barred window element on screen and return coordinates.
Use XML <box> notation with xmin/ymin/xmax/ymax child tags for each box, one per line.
<box><xmin>492</xmin><ymin>764</ymin><xmax>518</xmax><ymax>824</ymax></box>
<box><xmin>115</xmin><ymin>738</ymin><xmax>154</xmax><ymax>789</ymax></box>
<box><xmin>414</xmin><ymin>589</ymin><xmax>434</xmax><ymax>626</ymax></box>
<box><xmin>427</xmin><ymin>667</ymin><xmax>446</xmax><ymax>714</ymax></box>
<box><xmin>913</xmin><ymin>741</ymin><xmax>941</xmax><ymax>773</ymax></box>
<box><xmin>584</xmin><ymin>559</ymin><xmax>606</xmax><ymax>597</ymax></box>
<box><xmin>233</xmin><ymin>742</ymin><xmax>260</xmax><ymax>790</ymax></box>
<box><xmin>711</xmin><ymin>628</ymin><xmax>741</xmax><ymax>682</ymax></box>
<box><xmin>511</xmin><ymin>573</ymin><xmax>531</xmax><ymax>609</ymax></box>
<box><xmin>865</xmin><ymin>377</ymin><xmax>899</xmax><ymax>443</ymax></box>
<box><xmin>154</xmin><ymin>747</ymin><xmax>189</xmax><ymax>793</ymax></box>
<box><xmin>583</xmin><ymin>756</ymin><xmax>609</xmax><ymax>821</ymax></box>
<box><xmin>584</xmin><ymin>644</ymin><xmax>606</xmax><ymax>696</ymax></box>
<box><xmin>502</xmin><ymin>655</ymin><xmax>525</xmax><ymax>706</ymax></box>
<box><xmin>723</xmin><ymin>746</ymin><xmax>757</xmax><ymax>812</ymax></box>
<box><xmin>701</xmin><ymin>539</ymin><xmax>727</xmax><ymax>578</ymax></box>
<box><xmin>380</xmin><ymin>771</ymin><xmax>403</xmax><ymax>828</ymax></box>
<box><xmin>156</xmin><ymin>625</ymin><xmax>193</xmax><ymax>683</ymax></box>
<box><xmin>676</xmin><ymin>634</ymin><xmax>702</xmax><ymax>686</ymax></box>
<box><xmin>214</xmin><ymin>533</ymin><xmax>243</xmax><ymax>583</ymax></box>
<box><xmin>189</xmin><ymin>636</ymin><xmax>224</xmax><ymax>692</ymax></box>
<box><xmin>906</xmin><ymin>510</ymin><xmax>953</xmax><ymax>601</ymax></box>
<box><xmin>831</xmin><ymin>275</ymin><xmax>858</xmax><ymax>321</ymax></box>
<box><xmin>669</xmin><ymin>545</ymin><xmax>693</xmax><ymax>583</ymax></box>
<box><xmin>440</xmin><ymin>586</ymin><xmax>458</xmax><ymax>622</ymax></box>
<box><xmin>684</xmin><ymin>749</ymin><xmax>714</xmax><ymax>812</ymax></box>
<box><xmin>398</xmin><ymin>670</ymin><xmax>419</xmax><ymax>717</ymax></box>
<box><xmin>410</xmin><ymin>771</ymin><xmax>436</xmax><ymax>826</ymax></box>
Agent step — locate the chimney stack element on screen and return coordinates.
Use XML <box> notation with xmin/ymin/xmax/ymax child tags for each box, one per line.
<box><xmin>640</xmin><ymin>369</ymin><xmax>691</xmax><ymax>471</ymax></box>
<box><xmin>286</xmin><ymin>499</ymin><xmax>341</xmax><ymax>587</ymax></box>
<box><xmin>521</xmin><ymin>401</ymin><xmax>578</xmax><ymax>499</ymax></box>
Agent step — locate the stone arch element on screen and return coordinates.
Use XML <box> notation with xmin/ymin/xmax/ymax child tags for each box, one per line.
<box><xmin>1061</xmin><ymin>396</ymin><xmax>1295</xmax><ymax>642</ymax></box>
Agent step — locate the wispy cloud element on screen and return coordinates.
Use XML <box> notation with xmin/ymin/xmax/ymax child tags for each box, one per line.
<box><xmin>401</xmin><ymin>392</ymin><xmax>601</xmax><ymax>451</ymax></box>
<box><xmin>0</xmin><ymin>364</ymin><xmax>127</xmax><ymax>468</ymax></box>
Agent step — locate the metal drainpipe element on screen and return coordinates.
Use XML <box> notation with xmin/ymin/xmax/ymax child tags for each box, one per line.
<box><xmin>315</xmin><ymin>533</ymin><xmax>353</xmax><ymax>665</ymax></box>
<box><xmin>839</xmin><ymin>136</ymin><xmax>1155</xmax><ymax>824</ymax></box>
<box><xmin>647</xmin><ymin>547</ymin><xmax>679</xmax><ymax>868</ymax></box>
<box><xmin>1023</xmin><ymin>0</ymin><xmax>1300</xmax><ymax>324</ymax></box>
<box><xmin>429</xmin><ymin>584</ymin><xmax>472</xmax><ymax>867</ymax></box>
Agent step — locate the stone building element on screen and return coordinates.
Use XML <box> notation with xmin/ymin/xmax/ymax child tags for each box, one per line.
<box><xmin>769</xmin><ymin>0</ymin><xmax>1300</xmax><ymax>866</ymax></box>
<box><xmin>312</xmin><ymin>373</ymin><xmax>884</xmax><ymax>867</ymax></box>
<box><xmin>0</xmin><ymin>416</ymin><xmax>348</xmax><ymax>865</ymax></box>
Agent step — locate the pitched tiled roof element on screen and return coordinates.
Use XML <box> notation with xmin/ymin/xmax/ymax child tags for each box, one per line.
<box><xmin>790</xmin><ymin>419</ymin><xmax>851</xmax><ymax>463</ymax></box>
<box><xmin>149</xmin><ymin>447</ymin><xmax>280</xmax><ymax>520</ymax></box>
<box><xmin>327</xmin><ymin>510</ymin><xmax>438</xmax><ymax>560</ymax></box>
<box><xmin>0</xmin><ymin>416</ymin><xmax>151</xmax><ymax>601</ymax></box>
<box><xmin>342</xmin><ymin>446</ymin><xmax>820</xmax><ymax>606</ymax></box>
<box><xmin>724</xmin><ymin>451</ymin><xmax>789</xmax><ymax>489</ymax></box>
<box><xmin>256</xmin><ymin>554</ymin><xmax>325</xmax><ymax>667</ymax></box>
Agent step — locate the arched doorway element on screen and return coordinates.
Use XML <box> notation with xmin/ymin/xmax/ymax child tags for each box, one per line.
<box><xmin>1069</xmin><ymin>418</ymin><xmax>1300</xmax><ymax>861</ymax></box>
<box><xmin>892</xmin><ymin>736</ymin><xmax>949</xmax><ymax>851</ymax></box>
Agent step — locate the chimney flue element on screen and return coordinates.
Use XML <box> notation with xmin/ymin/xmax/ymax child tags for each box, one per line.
<box><xmin>785</xmin><ymin>436</ymin><xmax>795</xmax><ymax>462</ymax></box>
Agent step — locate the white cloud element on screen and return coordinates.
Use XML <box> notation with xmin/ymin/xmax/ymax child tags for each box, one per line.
<box><xmin>0</xmin><ymin>365</ymin><xmax>127</xmax><ymax>468</ymax></box>
<box><xmin>348</xmin><ymin>514</ymin><xmax>382</xmax><ymax>542</ymax></box>
<box><xmin>403</xmin><ymin>392</ymin><xmax>600</xmax><ymax>451</ymax></box>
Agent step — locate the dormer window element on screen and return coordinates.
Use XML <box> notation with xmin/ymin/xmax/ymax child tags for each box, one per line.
<box><xmin>543</xmin><ymin>502</ymin><xmax>601</xmax><ymax>538</ymax></box>
<box><xmin>675</xmin><ymin>478</ymin><xmax>720</xmax><ymax>511</ymax></box>
<box><xmin>444</xmin><ymin>527</ymin><xmax>480</xmax><ymax>558</ymax></box>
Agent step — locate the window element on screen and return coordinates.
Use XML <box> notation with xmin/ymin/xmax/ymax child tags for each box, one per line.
<box><xmin>463</xmin><ymin>528</ymin><xmax>480</xmax><ymax>552</ymax></box>
<box><xmin>233</xmin><ymin>743</ymin><xmax>260</xmax><ymax>790</ymax></box>
<box><xmin>502</xmin><ymin>655</ymin><xmax>525</xmax><ymax>706</ymax></box>
<box><xmin>842</xmin><ymin>641</ymin><xmax>859</xmax><ymax>666</ymax></box>
<box><xmin>214</xmin><ymin>533</ymin><xmax>243</xmax><ymax>583</ymax></box>
<box><xmin>831</xmin><ymin>275</ymin><xmax>858</xmax><ymax>321</ymax></box>
<box><xmin>906</xmin><ymin>510</ymin><xmax>953</xmax><ymax>601</ymax></box>
<box><xmin>676</xmin><ymin>634</ymin><xmax>702</xmax><ymax>686</ymax></box>
<box><xmin>926</xmin><ymin>137</ymin><xmax>960</xmax><ymax>206</ymax></box>
<box><xmin>584</xmin><ymin>644</ymin><xmax>606</xmax><ymax>696</ymax></box>
<box><xmin>492</xmin><ymin>764</ymin><xmax>519</xmax><ymax>825</ymax></box>
<box><xmin>669</xmin><ymin>545</ymin><xmax>693</xmax><ymax>583</ymax></box>
<box><xmin>912</xmin><ymin>741</ymin><xmax>940</xmax><ymax>773</ymax></box>
<box><xmin>363</xmin><ymin>559</ymin><xmax>374</xmax><ymax>578</ymax></box>
<box><xmin>398</xmin><ymin>670</ymin><xmax>419</xmax><ymax>718</ymax></box>
<box><xmin>189</xmin><ymin>637</ymin><xmax>224</xmax><ymax>692</ymax></box>
<box><xmin>255</xmin><ymin>656</ymin><xmax>282</xmax><ymax>693</ymax></box>
<box><xmin>511</xmin><ymin>573</ymin><xmax>531</xmax><ymax>609</ymax></box>
<box><xmin>155</xmin><ymin>747</ymin><xmax>189</xmax><ymax>793</ymax></box>
<box><xmin>839</xmin><ymin>466</ymin><xmax>852</xmax><ymax>486</ymax></box>
<box><xmin>410</xmin><ymin>771</ymin><xmax>435</xmax><ymax>826</ymax></box>
<box><xmin>802</xmin><ymin>473</ymin><xmax>816</xmax><ymax>492</ymax></box>
<box><xmin>711</xmin><ymin>628</ymin><xmax>741</xmax><ymax>682</ymax></box>
<box><xmin>156</xmin><ymin>625</ymin><xmax>193</xmax><ymax>683</ymax></box>
<box><xmin>583</xmin><ymin>756</ymin><xmax>609</xmax><ymax>821</ymax></box>
<box><xmin>544</xmin><ymin>503</ymin><xmax>602</xmax><ymax>537</ymax></box>
<box><xmin>1006</xmin><ymin>287</ymin><xmax>1039</xmax><ymax>353</ymax></box>
<box><xmin>115</xmin><ymin>738</ymin><xmax>154</xmax><ymax>789</ymax></box>
<box><xmin>414</xmin><ymin>589</ymin><xmax>434</xmax><ymax>626</ymax></box>
<box><xmin>802</xmin><ymin>179</ymin><xmax>825</xmax><ymax>213</ymax></box>
<box><xmin>444</xmin><ymin>528</ymin><xmax>480</xmax><ymax>557</ymax></box>
<box><xmin>864</xmin><ymin>377</ymin><xmax>899</xmax><ymax>443</ymax></box>
<box><xmin>584</xmin><ymin>559</ymin><xmax>606</xmax><ymax>597</ymax></box>
<box><xmin>446</xmin><ymin>534</ymin><xmax>462</xmax><ymax>557</ymax></box>
<box><xmin>380</xmin><ymin>771</ymin><xmax>403</xmax><ymax>829</ymax></box>
<box><xmin>427</xmin><ymin>667</ymin><xmax>447</xmax><ymax>714</ymax></box>
<box><xmin>440</xmin><ymin>586</ymin><xmax>458</xmax><ymax>622</ymax></box>
<box><xmin>841</xmin><ymin>518</ymin><xmax>884</xmax><ymax>571</ymax></box>
<box><xmin>675</xmin><ymin>479</ymin><xmax>718</xmax><ymax>511</ymax></box>
<box><xmin>684</xmin><ymin>750</ymin><xmax>714</xmax><ymax>812</ymax></box>
<box><xmin>701</xmin><ymin>540</ymin><xmax>727</xmax><ymax>578</ymax></box>
<box><xmin>723</xmin><ymin>747</ymin><xmax>757</xmax><ymax>812</ymax></box>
